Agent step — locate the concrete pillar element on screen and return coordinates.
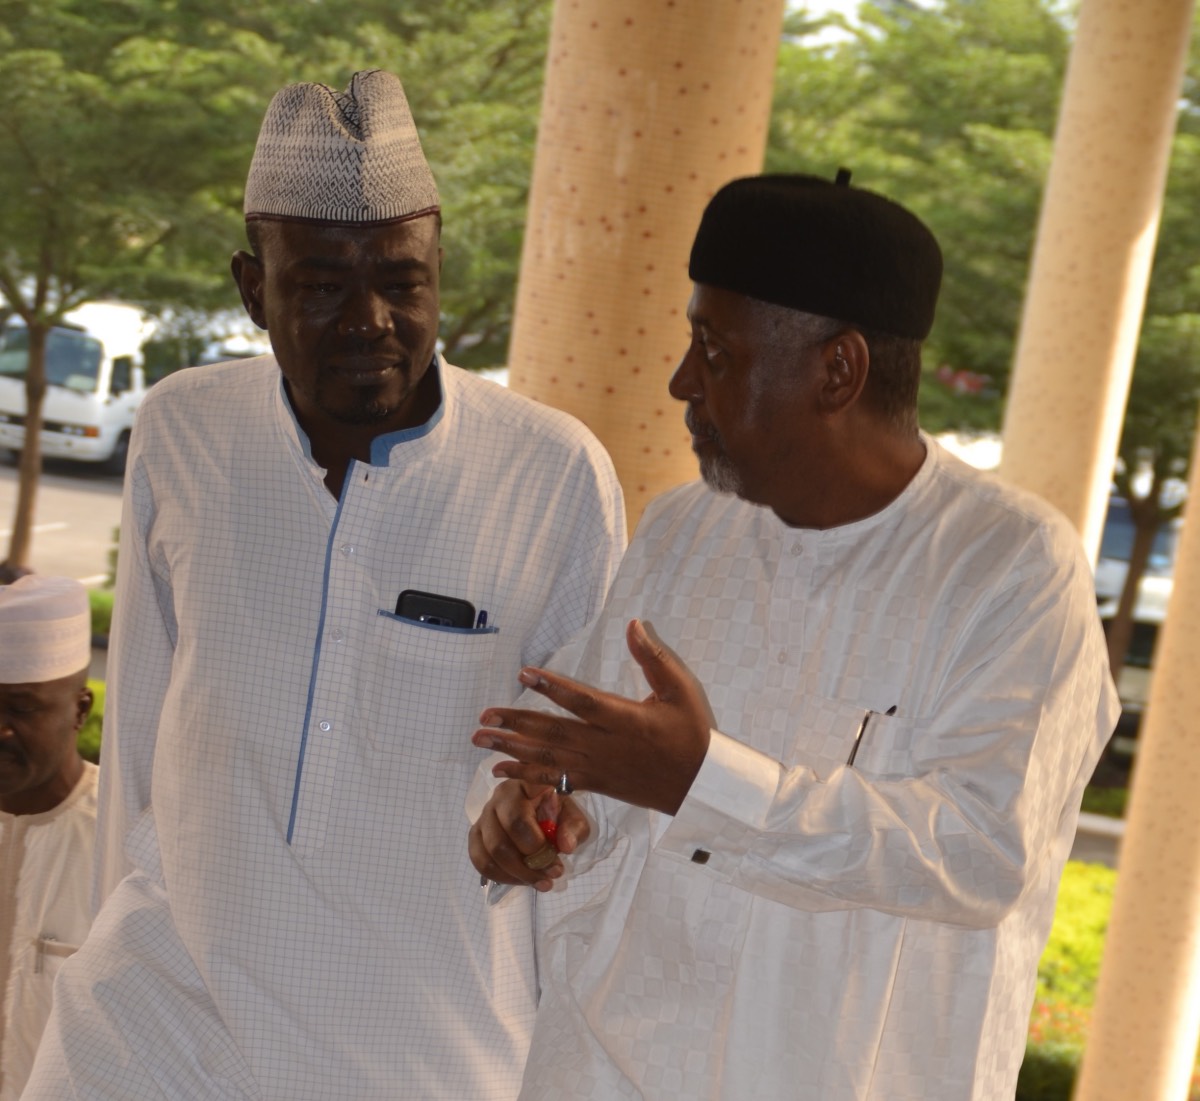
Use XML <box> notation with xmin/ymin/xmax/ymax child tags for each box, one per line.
<box><xmin>507</xmin><ymin>0</ymin><xmax>786</xmax><ymax>528</ymax></box>
<box><xmin>1076</xmin><ymin>406</ymin><xmax>1200</xmax><ymax>1099</ymax></box>
<box><xmin>998</xmin><ymin>0</ymin><xmax>1194</xmax><ymax>561</ymax></box>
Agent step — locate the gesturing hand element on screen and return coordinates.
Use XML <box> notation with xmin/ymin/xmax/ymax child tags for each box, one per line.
<box><xmin>471</xmin><ymin>619</ymin><xmax>714</xmax><ymax>816</ymax></box>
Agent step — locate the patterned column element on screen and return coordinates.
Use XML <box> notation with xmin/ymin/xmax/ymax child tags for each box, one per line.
<box><xmin>508</xmin><ymin>0</ymin><xmax>786</xmax><ymax>528</ymax></box>
<box><xmin>998</xmin><ymin>0</ymin><xmax>1194</xmax><ymax>559</ymax></box>
<box><xmin>1076</xmin><ymin>406</ymin><xmax>1200</xmax><ymax>1099</ymax></box>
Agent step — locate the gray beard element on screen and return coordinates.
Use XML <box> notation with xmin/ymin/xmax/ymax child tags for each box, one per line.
<box><xmin>698</xmin><ymin>451</ymin><xmax>744</xmax><ymax>496</ymax></box>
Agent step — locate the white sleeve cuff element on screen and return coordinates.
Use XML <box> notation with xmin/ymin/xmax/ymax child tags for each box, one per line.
<box><xmin>657</xmin><ymin>729</ymin><xmax>784</xmax><ymax>870</ymax></box>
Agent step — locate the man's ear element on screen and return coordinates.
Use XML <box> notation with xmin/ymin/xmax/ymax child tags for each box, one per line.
<box><xmin>74</xmin><ymin>686</ymin><xmax>94</xmax><ymax>731</ymax></box>
<box><xmin>231</xmin><ymin>251</ymin><xmax>268</xmax><ymax>331</ymax></box>
<box><xmin>818</xmin><ymin>329</ymin><xmax>870</xmax><ymax>415</ymax></box>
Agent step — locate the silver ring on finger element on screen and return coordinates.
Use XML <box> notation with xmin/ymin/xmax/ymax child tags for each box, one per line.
<box><xmin>556</xmin><ymin>771</ymin><xmax>574</xmax><ymax>796</ymax></box>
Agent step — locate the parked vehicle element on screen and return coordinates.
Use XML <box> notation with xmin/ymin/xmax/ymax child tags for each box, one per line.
<box><xmin>0</xmin><ymin>302</ymin><xmax>154</xmax><ymax>474</ymax></box>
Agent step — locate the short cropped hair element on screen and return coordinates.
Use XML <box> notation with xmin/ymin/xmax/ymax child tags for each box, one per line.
<box><xmin>771</xmin><ymin>308</ymin><xmax>921</xmax><ymax>433</ymax></box>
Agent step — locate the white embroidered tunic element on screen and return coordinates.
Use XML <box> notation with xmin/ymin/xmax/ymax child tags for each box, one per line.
<box><xmin>24</xmin><ymin>356</ymin><xmax>624</xmax><ymax>1101</ymax></box>
<box><xmin>0</xmin><ymin>762</ymin><xmax>96</xmax><ymax>1101</ymax></box>
<box><xmin>514</xmin><ymin>438</ymin><xmax>1118</xmax><ymax>1101</ymax></box>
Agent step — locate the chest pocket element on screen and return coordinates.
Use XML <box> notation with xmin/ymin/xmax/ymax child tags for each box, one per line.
<box><xmin>781</xmin><ymin>692</ymin><xmax>917</xmax><ymax>782</ymax></box>
<box><xmin>368</xmin><ymin>610</ymin><xmax>501</xmax><ymax>766</ymax></box>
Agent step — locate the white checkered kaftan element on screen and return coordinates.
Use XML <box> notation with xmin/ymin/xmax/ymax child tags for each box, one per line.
<box><xmin>23</xmin><ymin>355</ymin><xmax>625</xmax><ymax>1100</ymax></box>
<box><xmin>513</xmin><ymin>437</ymin><xmax>1118</xmax><ymax>1100</ymax></box>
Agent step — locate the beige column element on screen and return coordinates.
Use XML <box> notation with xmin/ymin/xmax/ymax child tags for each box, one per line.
<box><xmin>508</xmin><ymin>0</ymin><xmax>785</xmax><ymax>527</ymax></box>
<box><xmin>1075</xmin><ymin>407</ymin><xmax>1200</xmax><ymax>1100</ymax></box>
<box><xmin>998</xmin><ymin>0</ymin><xmax>1194</xmax><ymax>559</ymax></box>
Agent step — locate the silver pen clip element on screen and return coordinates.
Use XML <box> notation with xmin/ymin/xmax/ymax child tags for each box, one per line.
<box><xmin>846</xmin><ymin>704</ymin><xmax>897</xmax><ymax>767</ymax></box>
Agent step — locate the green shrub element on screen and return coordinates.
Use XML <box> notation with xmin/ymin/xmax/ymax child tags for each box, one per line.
<box><xmin>89</xmin><ymin>588</ymin><xmax>114</xmax><ymax>639</ymax></box>
<box><xmin>1016</xmin><ymin>1043</ymin><xmax>1077</xmax><ymax>1101</ymax></box>
<box><xmin>79</xmin><ymin>679</ymin><xmax>105</xmax><ymax>764</ymax></box>
<box><xmin>1036</xmin><ymin>861</ymin><xmax>1116</xmax><ymax>1008</ymax></box>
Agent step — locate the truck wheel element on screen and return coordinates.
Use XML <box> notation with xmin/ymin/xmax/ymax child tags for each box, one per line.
<box><xmin>104</xmin><ymin>431</ymin><xmax>131</xmax><ymax>476</ymax></box>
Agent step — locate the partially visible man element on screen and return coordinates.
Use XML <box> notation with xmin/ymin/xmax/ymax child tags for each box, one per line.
<box><xmin>24</xmin><ymin>71</ymin><xmax>624</xmax><ymax>1100</ymax></box>
<box><xmin>469</xmin><ymin>173</ymin><xmax>1118</xmax><ymax>1100</ymax></box>
<box><xmin>0</xmin><ymin>575</ymin><xmax>96</xmax><ymax>1100</ymax></box>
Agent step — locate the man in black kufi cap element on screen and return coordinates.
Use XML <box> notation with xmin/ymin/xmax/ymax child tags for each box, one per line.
<box><xmin>469</xmin><ymin>172</ymin><xmax>1118</xmax><ymax>1101</ymax></box>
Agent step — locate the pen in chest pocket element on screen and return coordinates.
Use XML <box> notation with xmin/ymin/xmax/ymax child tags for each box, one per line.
<box><xmin>846</xmin><ymin>703</ymin><xmax>898</xmax><ymax>768</ymax></box>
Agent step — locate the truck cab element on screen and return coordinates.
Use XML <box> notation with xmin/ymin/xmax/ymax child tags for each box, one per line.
<box><xmin>0</xmin><ymin>303</ymin><xmax>151</xmax><ymax>474</ymax></box>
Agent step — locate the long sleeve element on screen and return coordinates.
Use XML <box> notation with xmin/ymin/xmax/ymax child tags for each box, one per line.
<box><xmin>92</xmin><ymin>420</ymin><xmax>177</xmax><ymax>908</ymax></box>
<box><xmin>518</xmin><ymin>437</ymin><xmax>626</xmax><ymax>670</ymax></box>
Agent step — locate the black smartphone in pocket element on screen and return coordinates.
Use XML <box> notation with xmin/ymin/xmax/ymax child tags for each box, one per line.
<box><xmin>395</xmin><ymin>589</ymin><xmax>476</xmax><ymax>628</ymax></box>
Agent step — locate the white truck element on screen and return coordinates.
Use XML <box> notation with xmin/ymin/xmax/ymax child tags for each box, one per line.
<box><xmin>0</xmin><ymin>302</ymin><xmax>154</xmax><ymax>474</ymax></box>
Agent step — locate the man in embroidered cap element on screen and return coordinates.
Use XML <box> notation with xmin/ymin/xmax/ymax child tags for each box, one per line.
<box><xmin>24</xmin><ymin>71</ymin><xmax>624</xmax><ymax>1100</ymax></box>
<box><xmin>0</xmin><ymin>576</ymin><xmax>97</xmax><ymax>1100</ymax></box>
<box><xmin>468</xmin><ymin>173</ymin><xmax>1118</xmax><ymax>1100</ymax></box>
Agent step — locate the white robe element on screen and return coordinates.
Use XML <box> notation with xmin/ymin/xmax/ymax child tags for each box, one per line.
<box><xmin>0</xmin><ymin>762</ymin><xmax>96</xmax><ymax>1101</ymax></box>
<box><xmin>512</xmin><ymin>437</ymin><xmax>1118</xmax><ymax>1101</ymax></box>
<box><xmin>24</xmin><ymin>356</ymin><xmax>625</xmax><ymax>1101</ymax></box>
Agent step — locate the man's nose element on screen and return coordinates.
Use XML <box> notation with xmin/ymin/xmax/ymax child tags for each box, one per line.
<box><xmin>668</xmin><ymin>343</ymin><xmax>701</xmax><ymax>402</ymax></box>
<box><xmin>337</xmin><ymin>290</ymin><xmax>394</xmax><ymax>339</ymax></box>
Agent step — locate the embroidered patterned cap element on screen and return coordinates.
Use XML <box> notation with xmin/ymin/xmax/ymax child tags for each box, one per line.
<box><xmin>689</xmin><ymin>171</ymin><xmax>942</xmax><ymax>339</ymax></box>
<box><xmin>0</xmin><ymin>575</ymin><xmax>91</xmax><ymax>684</ymax></box>
<box><xmin>244</xmin><ymin>69</ymin><xmax>439</xmax><ymax>225</ymax></box>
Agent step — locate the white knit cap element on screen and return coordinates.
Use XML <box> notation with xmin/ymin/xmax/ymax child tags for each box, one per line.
<box><xmin>244</xmin><ymin>69</ymin><xmax>440</xmax><ymax>225</ymax></box>
<box><xmin>0</xmin><ymin>576</ymin><xmax>91</xmax><ymax>683</ymax></box>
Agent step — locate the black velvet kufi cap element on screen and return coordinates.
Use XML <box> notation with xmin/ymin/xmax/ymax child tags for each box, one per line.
<box><xmin>688</xmin><ymin>172</ymin><xmax>943</xmax><ymax>340</ymax></box>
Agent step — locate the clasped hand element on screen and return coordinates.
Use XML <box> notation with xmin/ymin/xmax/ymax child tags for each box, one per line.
<box><xmin>467</xmin><ymin>619</ymin><xmax>714</xmax><ymax>889</ymax></box>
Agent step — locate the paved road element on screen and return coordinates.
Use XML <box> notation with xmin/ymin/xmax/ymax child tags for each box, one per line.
<box><xmin>0</xmin><ymin>454</ymin><xmax>123</xmax><ymax>585</ymax></box>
